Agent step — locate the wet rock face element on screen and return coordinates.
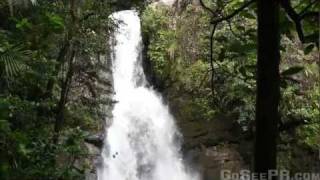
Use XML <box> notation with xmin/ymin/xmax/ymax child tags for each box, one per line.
<box><xmin>198</xmin><ymin>144</ymin><xmax>247</xmax><ymax>180</ymax></box>
<box><xmin>178</xmin><ymin>116</ymin><xmax>250</xmax><ymax>179</ymax></box>
<box><xmin>107</xmin><ymin>0</ymin><xmax>131</xmax><ymax>10</ymax></box>
<box><xmin>84</xmin><ymin>142</ymin><xmax>102</xmax><ymax>180</ymax></box>
<box><xmin>171</xmin><ymin>96</ymin><xmax>252</xmax><ymax>179</ymax></box>
<box><xmin>183</xmin><ymin>142</ymin><xmax>249</xmax><ymax>179</ymax></box>
<box><xmin>84</xmin><ymin>54</ymin><xmax>114</xmax><ymax>179</ymax></box>
<box><xmin>85</xmin><ymin>172</ymin><xmax>97</xmax><ymax>180</ymax></box>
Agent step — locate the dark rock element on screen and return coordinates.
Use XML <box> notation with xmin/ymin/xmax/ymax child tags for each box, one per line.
<box><xmin>85</xmin><ymin>133</ymin><xmax>105</xmax><ymax>149</ymax></box>
<box><xmin>183</xmin><ymin>143</ymin><xmax>248</xmax><ymax>180</ymax></box>
<box><xmin>85</xmin><ymin>172</ymin><xmax>97</xmax><ymax>180</ymax></box>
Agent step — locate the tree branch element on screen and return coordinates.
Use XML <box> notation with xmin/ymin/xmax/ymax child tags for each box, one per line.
<box><xmin>280</xmin><ymin>0</ymin><xmax>319</xmax><ymax>44</ymax></box>
<box><xmin>199</xmin><ymin>0</ymin><xmax>255</xmax><ymax>97</ymax></box>
<box><xmin>211</xmin><ymin>0</ymin><xmax>256</xmax><ymax>24</ymax></box>
<box><xmin>300</xmin><ymin>11</ymin><xmax>319</xmax><ymax>20</ymax></box>
<box><xmin>199</xmin><ymin>0</ymin><xmax>216</xmax><ymax>15</ymax></box>
<box><xmin>227</xmin><ymin>20</ymin><xmax>247</xmax><ymax>41</ymax></box>
<box><xmin>279</xmin><ymin>118</ymin><xmax>310</xmax><ymax>132</ymax></box>
<box><xmin>299</xmin><ymin>0</ymin><xmax>317</xmax><ymax>16</ymax></box>
<box><xmin>199</xmin><ymin>0</ymin><xmax>256</xmax><ymax>24</ymax></box>
<box><xmin>280</xmin><ymin>0</ymin><xmax>305</xmax><ymax>43</ymax></box>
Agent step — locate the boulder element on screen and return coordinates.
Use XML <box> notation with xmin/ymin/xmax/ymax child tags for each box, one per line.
<box><xmin>85</xmin><ymin>133</ymin><xmax>105</xmax><ymax>149</ymax></box>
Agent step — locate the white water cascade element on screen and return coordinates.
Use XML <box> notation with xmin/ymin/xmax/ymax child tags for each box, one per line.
<box><xmin>98</xmin><ymin>10</ymin><xmax>198</xmax><ymax>180</ymax></box>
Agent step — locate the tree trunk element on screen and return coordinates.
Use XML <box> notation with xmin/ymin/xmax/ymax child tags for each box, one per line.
<box><xmin>254</xmin><ymin>0</ymin><xmax>280</xmax><ymax>177</ymax></box>
<box><xmin>43</xmin><ymin>42</ymin><xmax>70</xmax><ymax>99</ymax></box>
<box><xmin>53</xmin><ymin>49</ymin><xmax>76</xmax><ymax>143</ymax></box>
<box><xmin>52</xmin><ymin>0</ymin><xmax>78</xmax><ymax>143</ymax></box>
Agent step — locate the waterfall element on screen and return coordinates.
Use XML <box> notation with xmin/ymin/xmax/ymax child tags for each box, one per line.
<box><xmin>98</xmin><ymin>10</ymin><xmax>198</xmax><ymax>180</ymax></box>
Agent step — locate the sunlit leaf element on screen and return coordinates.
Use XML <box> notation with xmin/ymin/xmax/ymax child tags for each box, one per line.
<box><xmin>304</xmin><ymin>44</ymin><xmax>315</xmax><ymax>55</ymax></box>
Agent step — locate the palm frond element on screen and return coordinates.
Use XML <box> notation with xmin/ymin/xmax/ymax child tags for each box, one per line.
<box><xmin>0</xmin><ymin>44</ymin><xmax>32</xmax><ymax>78</ymax></box>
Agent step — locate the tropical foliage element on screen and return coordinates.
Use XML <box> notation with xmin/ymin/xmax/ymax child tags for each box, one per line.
<box><xmin>141</xmin><ymin>1</ymin><xmax>319</xmax><ymax>171</ymax></box>
<box><xmin>0</xmin><ymin>0</ymin><xmax>115</xmax><ymax>179</ymax></box>
<box><xmin>0</xmin><ymin>0</ymin><xmax>319</xmax><ymax>178</ymax></box>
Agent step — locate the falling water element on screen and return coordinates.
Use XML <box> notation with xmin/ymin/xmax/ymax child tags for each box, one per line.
<box><xmin>98</xmin><ymin>10</ymin><xmax>198</xmax><ymax>180</ymax></box>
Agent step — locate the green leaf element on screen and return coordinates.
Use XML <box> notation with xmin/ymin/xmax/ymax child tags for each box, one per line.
<box><xmin>16</xmin><ymin>18</ymin><xmax>32</xmax><ymax>30</ymax></box>
<box><xmin>0</xmin><ymin>119</ymin><xmax>11</xmax><ymax>132</ymax></box>
<box><xmin>0</xmin><ymin>44</ymin><xmax>31</xmax><ymax>78</ymax></box>
<box><xmin>45</xmin><ymin>13</ymin><xmax>64</xmax><ymax>32</ymax></box>
<box><xmin>281</xmin><ymin>66</ymin><xmax>304</xmax><ymax>76</ymax></box>
<box><xmin>304</xmin><ymin>44</ymin><xmax>315</xmax><ymax>55</ymax></box>
<box><xmin>240</xmin><ymin>11</ymin><xmax>256</xmax><ymax>19</ymax></box>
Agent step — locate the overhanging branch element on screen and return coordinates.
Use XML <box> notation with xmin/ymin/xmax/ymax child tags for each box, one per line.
<box><xmin>199</xmin><ymin>0</ymin><xmax>216</xmax><ymax>15</ymax></box>
<box><xmin>199</xmin><ymin>0</ymin><xmax>256</xmax><ymax>98</ymax></box>
<box><xmin>199</xmin><ymin>0</ymin><xmax>256</xmax><ymax>24</ymax></box>
<box><xmin>280</xmin><ymin>0</ymin><xmax>305</xmax><ymax>42</ymax></box>
<box><xmin>299</xmin><ymin>0</ymin><xmax>317</xmax><ymax>16</ymax></box>
<box><xmin>211</xmin><ymin>0</ymin><xmax>256</xmax><ymax>24</ymax></box>
<box><xmin>280</xmin><ymin>0</ymin><xmax>319</xmax><ymax>44</ymax></box>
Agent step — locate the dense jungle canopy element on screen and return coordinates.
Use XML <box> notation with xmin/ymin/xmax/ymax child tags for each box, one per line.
<box><xmin>0</xmin><ymin>0</ymin><xmax>319</xmax><ymax>179</ymax></box>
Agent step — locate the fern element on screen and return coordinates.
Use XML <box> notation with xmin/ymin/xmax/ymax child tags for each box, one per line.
<box><xmin>0</xmin><ymin>45</ymin><xmax>31</xmax><ymax>78</ymax></box>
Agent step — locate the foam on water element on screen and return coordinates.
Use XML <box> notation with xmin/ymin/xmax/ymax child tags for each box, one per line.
<box><xmin>98</xmin><ymin>10</ymin><xmax>198</xmax><ymax>180</ymax></box>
